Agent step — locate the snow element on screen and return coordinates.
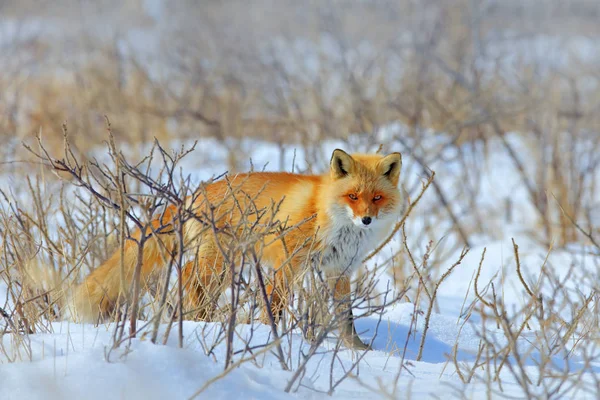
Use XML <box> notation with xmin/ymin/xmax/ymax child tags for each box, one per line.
<box><xmin>1</xmin><ymin>299</ymin><xmax>596</xmax><ymax>399</ymax></box>
<box><xmin>0</xmin><ymin>324</ymin><xmax>293</xmax><ymax>400</ymax></box>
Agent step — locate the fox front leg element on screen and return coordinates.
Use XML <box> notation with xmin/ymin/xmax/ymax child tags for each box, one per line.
<box><xmin>340</xmin><ymin>306</ymin><xmax>371</xmax><ymax>350</ymax></box>
<box><xmin>328</xmin><ymin>274</ymin><xmax>372</xmax><ymax>350</ymax></box>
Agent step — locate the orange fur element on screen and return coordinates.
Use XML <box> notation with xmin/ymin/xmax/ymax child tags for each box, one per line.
<box><xmin>72</xmin><ymin>149</ymin><xmax>403</xmax><ymax>347</ymax></box>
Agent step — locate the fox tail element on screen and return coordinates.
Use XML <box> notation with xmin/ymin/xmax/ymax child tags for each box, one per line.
<box><xmin>72</xmin><ymin>228</ymin><xmax>179</xmax><ymax>323</ymax></box>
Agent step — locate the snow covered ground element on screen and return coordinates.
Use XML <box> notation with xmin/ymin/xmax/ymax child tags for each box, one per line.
<box><xmin>2</xmin><ymin>130</ymin><xmax>599</xmax><ymax>399</ymax></box>
<box><xmin>0</xmin><ymin>309</ymin><xmax>580</xmax><ymax>400</ymax></box>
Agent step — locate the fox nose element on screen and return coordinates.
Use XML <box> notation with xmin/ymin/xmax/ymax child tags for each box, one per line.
<box><xmin>361</xmin><ymin>216</ymin><xmax>372</xmax><ymax>226</ymax></box>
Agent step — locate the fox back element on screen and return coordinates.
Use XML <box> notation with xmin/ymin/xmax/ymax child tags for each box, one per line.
<box><xmin>184</xmin><ymin>149</ymin><xmax>403</xmax><ymax>273</ymax></box>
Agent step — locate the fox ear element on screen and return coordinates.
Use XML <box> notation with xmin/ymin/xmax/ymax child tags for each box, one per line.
<box><xmin>330</xmin><ymin>149</ymin><xmax>355</xmax><ymax>179</ymax></box>
<box><xmin>379</xmin><ymin>152</ymin><xmax>402</xmax><ymax>184</ymax></box>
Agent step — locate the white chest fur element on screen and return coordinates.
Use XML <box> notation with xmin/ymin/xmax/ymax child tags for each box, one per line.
<box><xmin>311</xmin><ymin>223</ymin><xmax>382</xmax><ymax>275</ymax></box>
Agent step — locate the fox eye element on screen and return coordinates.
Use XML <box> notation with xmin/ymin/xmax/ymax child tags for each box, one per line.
<box><xmin>348</xmin><ymin>193</ymin><xmax>358</xmax><ymax>201</ymax></box>
<box><xmin>373</xmin><ymin>195</ymin><xmax>382</xmax><ymax>201</ymax></box>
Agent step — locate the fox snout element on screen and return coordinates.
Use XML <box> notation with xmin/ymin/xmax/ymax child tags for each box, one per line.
<box><xmin>351</xmin><ymin>214</ymin><xmax>375</xmax><ymax>228</ymax></box>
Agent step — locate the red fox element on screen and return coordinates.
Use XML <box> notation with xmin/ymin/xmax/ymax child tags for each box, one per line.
<box><xmin>73</xmin><ymin>149</ymin><xmax>402</xmax><ymax>349</ymax></box>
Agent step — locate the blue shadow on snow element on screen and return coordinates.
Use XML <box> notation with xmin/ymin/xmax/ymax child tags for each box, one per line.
<box><xmin>354</xmin><ymin>317</ymin><xmax>600</xmax><ymax>374</ymax></box>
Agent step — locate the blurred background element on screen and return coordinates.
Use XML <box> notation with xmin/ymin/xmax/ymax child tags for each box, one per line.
<box><xmin>2</xmin><ymin>0</ymin><xmax>600</xmax><ymax>262</ymax></box>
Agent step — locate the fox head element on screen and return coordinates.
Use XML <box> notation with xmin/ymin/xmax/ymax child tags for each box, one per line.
<box><xmin>327</xmin><ymin>149</ymin><xmax>402</xmax><ymax>229</ymax></box>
